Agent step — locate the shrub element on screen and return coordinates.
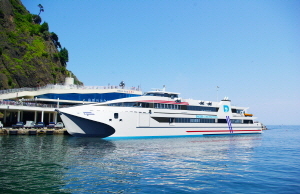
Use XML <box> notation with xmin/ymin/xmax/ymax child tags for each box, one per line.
<box><xmin>53</xmin><ymin>53</ymin><xmax>60</xmax><ymax>61</ymax></box>
<box><xmin>0</xmin><ymin>10</ymin><xmax>4</xmax><ymax>18</ymax></box>
<box><xmin>25</xmin><ymin>14</ymin><xmax>32</xmax><ymax>22</ymax></box>
<box><xmin>60</xmin><ymin>66</ymin><xmax>66</xmax><ymax>74</ymax></box>
<box><xmin>30</xmin><ymin>25</ymin><xmax>40</xmax><ymax>36</ymax></box>
<box><xmin>43</xmin><ymin>31</ymin><xmax>50</xmax><ymax>40</ymax></box>
<box><xmin>42</xmin><ymin>52</ymin><xmax>49</xmax><ymax>57</ymax></box>
<box><xmin>32</xmin><ymin>14</ymin><xmax>41</xmax><ymax>24</ymax></box>
<box><xmin>8</xmin><ymin>78</ymin><xmax>13</xmax><ymax>86</ymax></box>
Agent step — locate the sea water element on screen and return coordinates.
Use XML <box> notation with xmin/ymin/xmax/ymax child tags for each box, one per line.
<box><xmin>0</xmin><ymin>125</ymin><xmax>299</xmax><ymax>194</ymax></box>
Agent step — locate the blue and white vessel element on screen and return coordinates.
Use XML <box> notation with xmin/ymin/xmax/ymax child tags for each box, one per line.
<box><xmin>57</xmin><ymin>86</ymin><xmax>263</xmax><ymax>138</ymax></box>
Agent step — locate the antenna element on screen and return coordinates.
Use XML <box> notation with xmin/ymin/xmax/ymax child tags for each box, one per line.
<box><xmin>217</xmin><ymin>86</ymin><xmax>219</xmax><ymax>101</ymax></box>
<box><xmin>151</xmin><ymin>85</ymin><xmax>166</xmax><ymax>91</ymax></box>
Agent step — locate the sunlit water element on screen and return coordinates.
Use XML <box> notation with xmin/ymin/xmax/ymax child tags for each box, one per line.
<box><xmin>0</xmin><ymin>125</ymin><xmax>299</xmax><ymax>193</ymax></box>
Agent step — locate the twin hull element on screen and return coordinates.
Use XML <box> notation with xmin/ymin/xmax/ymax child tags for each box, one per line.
<box><xmin>59</xmin><ymin>106</ymin><xmax>263</xmax><ymax>138</ymax></box>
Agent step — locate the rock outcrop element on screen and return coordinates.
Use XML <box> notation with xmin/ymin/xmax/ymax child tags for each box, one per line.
<box><xmin>0</xmin><ymin>0</ymin><xmax>82</xmax><ymax>90</ymax></box>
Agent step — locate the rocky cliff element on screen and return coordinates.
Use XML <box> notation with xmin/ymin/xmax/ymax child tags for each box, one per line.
<box><xmin>0</xmin><ymin>0</ymin><xmax>82</xmax><ymax>90</ymax></box>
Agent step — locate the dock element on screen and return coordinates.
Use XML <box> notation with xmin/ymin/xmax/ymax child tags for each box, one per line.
<box><xmin>0</xmin><ymin>128</ymin><xmax>69</xmax><ymax>135</ymax></box>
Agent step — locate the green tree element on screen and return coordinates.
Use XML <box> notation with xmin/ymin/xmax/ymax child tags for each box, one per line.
<box><xmin>50</xmin><ymin>32</ymin><xmax>61</xmax><ymax>48</ymax></box>
<box><xmin>51</xmin><ymin>32</ymin><xmax>58</xmax><ymax>42</ymax></box>
<box><xmin>38</xmin><ymin>4</ymin><xmax>44</xmax><ymax>16</ymax></box>
<box><xmin>40</xmin><ymin>22</ymin><xmax>49</xmax><ymax>33</ymax></box>
<box><xmin>57</xmin><ymin>42</ymin><xmax>62</xmax><ymax>49</ymax></box>
<box><xmin>32</xmin><ymin>4</ymin><xmax>43</xmax><ymax>24</ymax></box>
<box><xmin>59</xmin><ymin>47</ymin><xmax>69</xmax><ymax>66</ymax></box>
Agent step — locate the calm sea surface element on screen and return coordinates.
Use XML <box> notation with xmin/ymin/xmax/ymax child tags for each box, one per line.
<box><xmin>0</xmin><ymin>125</ymin><xmax>299</xmax><ymax>194</ymax></box>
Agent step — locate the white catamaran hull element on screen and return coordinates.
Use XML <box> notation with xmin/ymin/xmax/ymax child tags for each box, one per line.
<box><xmin>58</xmin><ymin>106</ymin><xmax>263</xmax><ymax>138</ymax></box>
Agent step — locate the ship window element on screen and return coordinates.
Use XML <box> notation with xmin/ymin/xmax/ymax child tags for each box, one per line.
<box><xmin>152</xmin><ymin>117</ymin><xmax>169</xmax><ymax>123</ymax></box>
<box><xmin>236</xmin><ymin>109</ymin><xmax>244</xmax><ymax>114</ymax></box>
<box><xmin>169</xmin><ymin>118</ymin><xmax>174</xmax><ymax>123</ymax></box>
<box><xmin>231</xmin><ymin>119</ymin><xmax>242</xmax><ymax>123</ymax></box>
<box><xmin>218</xmin><ymin>119</ymin><xmax>227</xmax><ymax>123</ymax></box>
<box><xmin>124</xmin><ymin>102</ymin><xmax>137</xmax><ymax>107</ymax></box>
<box><xmin>108</xmin><ymin>103</ymin><xmax>122</xmax><ymax>106</ymax></box>
<box><xmin>218</xmin><ymin>119</ymin><xmax>250</xmax><ymax>124</ymax></box>
<box><xmin>114</xmin><ymin>113</ymin><xmax>118</xmax><ymax>119</ymax></box>
<box><xmin>144</xmin><ymin>93</ymin><xmax>154</xmax><ymax>96</ymax></box>
<box><xmin>187</xmin><ymin>106</ymin><xmax>218</xmax><ymax>112</ymax></box>
<box><xmin>141</xmin><ymin>103</ymin><xmax>150</xmax><ymax>108</ymax></box>
<box><xmin>244</xmin><ymin>120</ymin><xmax>253</xmax><ymax>124</ymax></box>
<box><xmin>154</xmin><ymin>103</ymin><xmax>180</xmax><ymax>110</ymax></box>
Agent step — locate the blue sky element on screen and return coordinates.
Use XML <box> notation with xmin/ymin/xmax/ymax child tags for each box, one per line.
<box><xmin>21</xmin><ymin>0</ymin><xmax>300</xmax><ymax>125</ymax></box>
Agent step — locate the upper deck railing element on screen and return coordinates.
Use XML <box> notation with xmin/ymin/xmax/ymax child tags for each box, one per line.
<box><xmin>0</xmin><ymin>100</ymin><xmax>72</xmax><ymax>109</ymax></box>
<box><xmin>0</xmin><ymin>84</ymin><xmax>141</xmax><ymax>95</ymax></box>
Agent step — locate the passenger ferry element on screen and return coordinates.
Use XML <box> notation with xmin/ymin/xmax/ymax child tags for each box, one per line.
<box><xmin>57</xmin><ymin>86</ymin><xmax>263</xmax><ymax>138</ymax></box>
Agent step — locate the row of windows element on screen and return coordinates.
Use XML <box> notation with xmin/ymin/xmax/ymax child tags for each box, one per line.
<box><xmin>218</xmin><ymin>119</ymin><xmax>253</xmax><ymax>124</ymax></box>
<box><xmin>187</xmin><ymin>106</ymin><xmax>218</xmax><ymax>112</ymax></box>
<box><xmin>154</xmin><ymin>103</ymin><xmax>180</xmax><ymax>109</ymax></box>
<box><xmin>144</xmin><ymin>92</ymin><xmax>178</xmax><ymax>98</ymax></box>
<box><xmin>231</xmin><ymin>109</ymin><xmax>244</xmax><ymax>113</ymax></box>
<box><xmin>106</xmin><ymin>102</ymin><xmax>219</xmax><ymax>112</ymax></box>
<box><xmin>152</xmin><ymin>117</ymin><xmax>253</xmax><ymax>124</ymax></box>
<box><xmin>108</xmin><ymin>102</ymin><xmax>150</xmax><ymax>107</ymax></box>
<box><xmin>174</xmin><ymin>118</ymin><xmax>215</xmax><ymax>123</ymax></box>
<box><xmin>217</xmin><ymin>119</ymin><xmax>242</xmax><ymax>123</ymax></box>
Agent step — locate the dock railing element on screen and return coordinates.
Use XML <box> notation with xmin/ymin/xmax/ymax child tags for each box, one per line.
<box><xmin>0</xmin><ymin>100</ymin><xmax>72</xmax><ymax>109</ymax></box>
<box><xmin>0</xmin><ymin>84</ymin><xmax>141</xmax><ymax>95</ymax></box>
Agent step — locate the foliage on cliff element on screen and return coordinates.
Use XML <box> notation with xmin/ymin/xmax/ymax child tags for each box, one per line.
<box><xmin>0</xmin><ymin>0</ymin><xmax>82</xmax><ymax>90</ymax></box>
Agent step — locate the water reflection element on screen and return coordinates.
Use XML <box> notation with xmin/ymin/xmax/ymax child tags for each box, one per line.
<box><xmin>62</xmin><ymin>134</ymin><xmax>262</xmax><ymax>193</ymax></box>
<box><xmin>0</xmin><ymin>134</ymin><xmax>262</xmax><ymax>193</ymax></box>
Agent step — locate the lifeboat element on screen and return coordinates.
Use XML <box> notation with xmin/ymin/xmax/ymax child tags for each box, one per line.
<box><xmin>244</xmin><ymin>113</ymin><xmax>253</xmax><ymax>117</ymax></box>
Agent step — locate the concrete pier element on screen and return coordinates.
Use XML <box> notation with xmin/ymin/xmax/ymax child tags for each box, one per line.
<box><xmin>0</xmin><ymin>128</ymin><xmax>68</xmax><ymax>135</ymax></box>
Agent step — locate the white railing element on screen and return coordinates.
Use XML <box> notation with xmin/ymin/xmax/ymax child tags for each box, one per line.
<box><xmin>0</xmin><ymin>84</ymin><xmax>141</xmax><ymax>95</ymax></box>
<box><xmin>0</xmin><ymin>100</ymin><xmax>72</xmax><ymax>109</ymax></box>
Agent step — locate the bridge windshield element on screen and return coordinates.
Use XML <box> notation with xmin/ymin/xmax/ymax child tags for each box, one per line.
<box><xmin>144</xmin><ymin>92</ymin><xmax>178</xmax><ymax>98</ymax></box>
